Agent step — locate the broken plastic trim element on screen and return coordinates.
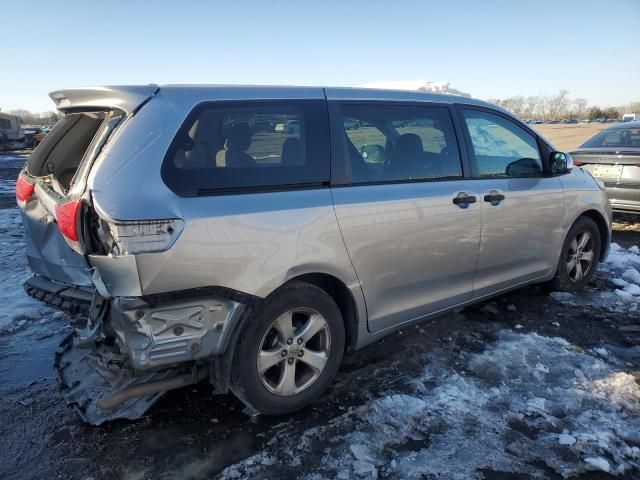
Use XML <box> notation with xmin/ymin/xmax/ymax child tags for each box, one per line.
<box><xmin>54</xmin><ymin>292</ymin><xmax>208</xmax><ymax>425</ymax></box>
<box><xmin>55</xmin><ymin>332</ymin><xmax>198</xmax><ymax>425</ymax></box>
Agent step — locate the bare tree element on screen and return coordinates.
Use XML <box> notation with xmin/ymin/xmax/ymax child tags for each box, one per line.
<box><xmin>485</xmin><ymin>91</ymin><xmax>638</xmax><ymax>120</ymax></box>
<box><xmin>538</xmin><ymin>96</ymin><xmax>549</xmax><ymax>120</ymax></box>
<box><xmin>546</xmin><ymin>90</ymin><xmax>571</xmax><ymax>120</ymax></box>
<box><xmin>509</xmin><ymin>96</ymin><xmax>525</xmax><ymax>118</ymax></box>
<box><xmin>525</xmin><ymin>96</ymin><xmax>540</xmax><ymax>119</ymax></box>
<box><xmin>8</xmin><ymin>109</ymin><xmax>63</xmax><ymax>125</ymax></box>
<box><xmin>574</xmin><ymin>98</ymin><xmax>588</xmax><ymax>119</ymax></box>
<box><xmin>625</xmin><ymin>101</ymin><xmax>640</xmax><ymax>113</ymax></box>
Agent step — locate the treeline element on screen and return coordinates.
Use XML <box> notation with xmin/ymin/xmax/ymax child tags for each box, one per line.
<box><xmin>487</xmin><ymin>90</ymin><xmax>640</xmax><ymax>121</ymax></box>
<box><xmin>6</xmin><ymin>109</ymin><xmax>63</xmax><ymax>126</ymax></box>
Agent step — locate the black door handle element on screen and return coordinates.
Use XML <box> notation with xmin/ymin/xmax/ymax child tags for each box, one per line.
<box><xmin>483</xmin><ymin>192</ymin><xmax>505</xmax><ymax>204</ymax></box>
<box><xmin>452</xmin><ymin>193</ymin><xmax>477</xmax><ymax>207</ymax></box>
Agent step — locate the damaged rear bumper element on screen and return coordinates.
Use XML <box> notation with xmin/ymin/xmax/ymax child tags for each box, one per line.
<box><xmin>29</xmin><ymin>274</ymin><xmax>254</xmax><ymax>424</ymax></box>
<box><xmin>55</xmin><ymin>331</ymin><xmax>206</xmax><ymax>425</ymax></box>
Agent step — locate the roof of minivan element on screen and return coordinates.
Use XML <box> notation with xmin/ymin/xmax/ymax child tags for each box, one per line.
<box><xmin>49</xmin><ymin>84</ymin><xmax>501</xmax><ymax>113</ymax></box>
<box><xmin>158</xmin><ymin>84</ymin><xmax>494</xmax><ymax>107</ymax></box>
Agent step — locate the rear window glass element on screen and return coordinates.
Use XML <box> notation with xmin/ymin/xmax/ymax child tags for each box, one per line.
<box><xmin>27</xmin><ymin>112</ymin><xmax>106</xmax><ymax>190</ymax></box>
<box><xmin>582</xmin><ymin>128</ymin><xmax>640</xmax><ymax>148</ymax></box>
<box><xmin>162</xmin><ymin>100</ymin><xmax>329</xmax><ymax>195</ymax></box>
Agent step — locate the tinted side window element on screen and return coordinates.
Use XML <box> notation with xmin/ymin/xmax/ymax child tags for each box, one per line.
<box><xmin>338</xmin><ymin>104</ymin><xmax>462</xmax><ymax>184</ymax></box>
<box><xmin>463</xmin><ymin>110</ymin><xmax>542</xmax><ymax>178</ymax></box>
<box><xmin>162</xmin><ymin>100</ymin><xmax>329</xmax><ymax>195</ymax></box>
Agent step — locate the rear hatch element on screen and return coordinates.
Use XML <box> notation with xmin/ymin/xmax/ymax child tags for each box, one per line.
<box><xmin>16</xmin><ymin>85</ymin><xmax>157</xmax><ymax>287</ymax></box>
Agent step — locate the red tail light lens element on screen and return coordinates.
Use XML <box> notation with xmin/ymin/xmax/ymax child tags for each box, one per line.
<box><xmin>573</xmin><ymin>161</ymin><xmax>585</xmax><ymax>167</ymax></box>
<box><xmin>55</xmin><ymin>199</ymin><xmax>83</xmax><ymax>242</ymax></box>
<box><xmin>16</xmin><ymin>174</ymin><xmax>35</xmax><ymax>207</ymax></box>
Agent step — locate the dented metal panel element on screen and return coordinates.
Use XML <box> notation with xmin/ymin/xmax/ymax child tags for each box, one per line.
<box><xmin>88</xmin><ymin>254</ymin><xmax>142</xmax><ymax>297</ymax></box>
<box><xmin>20</xmin><ymin>198</ymin><xmax>93</xmax><ymax>286</ymax></box>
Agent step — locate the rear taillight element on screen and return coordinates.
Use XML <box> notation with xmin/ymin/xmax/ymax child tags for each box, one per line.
<box><xmin>16</xmin><ymin>174</ymin><xmax>35</xmax><ymax>208</ymax></box>
<box><xmin>573</xmin><ymin>161</ymin><xmax>585</xmax><ymax>167</ymax></box>
<box><xmin>55</xmin><ymin>198</ymin><xmax>83</xmax><ymax>252</ymax></box>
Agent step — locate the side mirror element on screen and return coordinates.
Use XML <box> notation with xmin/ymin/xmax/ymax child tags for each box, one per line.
<box><xmin>505</xmin><ymin>157</ymin><xmax>543</xmax><ymax>177</ymax></box>
<box><xmin>550</xmin><ymin>151</ymin><xmax>573</xmax><ymax>174</ymax></box>
<box><xmin>360</xmin><ymin>144</ymin><xmax>385</xmax><ymax>163</ymax></box>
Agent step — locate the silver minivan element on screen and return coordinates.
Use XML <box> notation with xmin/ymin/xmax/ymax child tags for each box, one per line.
<box><xmin>17</xmin><ymin>85</ymin><xmax>611</xmax><ymax>424</ymax></box>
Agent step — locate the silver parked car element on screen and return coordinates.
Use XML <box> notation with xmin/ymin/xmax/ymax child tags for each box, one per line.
<box><xmin>570</xmin><ymin>121</ymin><xmax>640</xmax><ymax>215</ymax></box>
<box><xmin>16</xmin><ymin>85</ymin><xmax>611</xmax><ymax>424</ymax></box>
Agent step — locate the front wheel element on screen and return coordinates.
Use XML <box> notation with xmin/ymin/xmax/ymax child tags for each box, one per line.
<box><xmin>230</xmin><ymin>282</ymin><xmax>345</xmax><ymax>415</ymax></box>
<box><xmin>551</xmin><ymin>216</ymin><xmax>601</xmax><ymax>292</ymax></box>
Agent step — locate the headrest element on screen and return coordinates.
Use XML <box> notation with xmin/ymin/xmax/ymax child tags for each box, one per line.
<box><xmin>225</xmin><ymin>123</ymin><xmax>252</xmax><ymax>151</ymax></box>
<box><xmin>281</xmin><ymin>138</ymin><xmax>302</xmax><ymax>165</ymax></box>
<box><xmin>394</xmin><ymin>133</ymin><xmax>423</xmax><ymax>159</ymax></box>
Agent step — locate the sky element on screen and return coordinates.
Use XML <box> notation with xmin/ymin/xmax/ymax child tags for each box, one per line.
<box><xmin>1</xmin><ymin>0</ymin><xmax>638</xmax><ymax>113</ymax></box>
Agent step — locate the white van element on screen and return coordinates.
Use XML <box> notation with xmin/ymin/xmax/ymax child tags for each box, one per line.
<box><xmin>0</xmin><ymin>111</ymin><xmax>25</xmax><ymax>150</ymax></box>
<box><xmin>622</xmin><ymin>113</ymin><xmax>639</xmax><ymax>122</ymax></box>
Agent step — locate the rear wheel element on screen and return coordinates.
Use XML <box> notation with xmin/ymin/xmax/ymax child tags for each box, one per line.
<box><xmin>551</xmin><ymin>216</ymin><xmax>601</xmax><ymax>292</ymax></box>
<box><xmin>230</xmin><ymin>282</ymin><xmax>345</xmax><ymax>415</ymax></box>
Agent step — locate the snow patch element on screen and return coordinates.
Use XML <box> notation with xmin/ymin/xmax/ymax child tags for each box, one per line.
<box><xmin>559</xmin><ymin>242</ymin><xmax>640</xmax><ymax>312</ymax></box>
<box><xmin>603</xmin><ymin>245</ymin><xmax>640</xmax><ymax>309</ymax></box>
<box><xmin>605</xmin><ymin>243</ymin><xmax>640</xmax><ymax>271</ymax></box>
<box><xmin>0</xmin><ymin>208</ymin><xmax>51</xmax><ymax>332</ymax></box>
<box><xmin>585</xmin><ymin>456</ymin><xmax>611</xmax><ymax>473</ymax></box>
<box><xmin>622</xmin><ymin>268</ymin><xmax>640</xmax><ymax>285</ymax></box>
<box><xmin>559</xmin><ymin>433</ymin><xmax>576</xmax><ymax>445</ymax></box>
<box><xmin>218</xmin><ymin>332</ymin><xmax>640</xmax><ymax>479</ymax></box>
<box><xmin>550</xmin><ymin>291</ymin><xmax>574</xmax><ymax>303</ymax></box>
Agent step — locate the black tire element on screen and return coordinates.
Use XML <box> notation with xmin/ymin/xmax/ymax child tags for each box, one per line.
<box><xmin>230</xmin><ymin>281</ymin><xmax>345</xmax><ymax>415</ymax></box>
<box><xmin>551</xmin><ymin>216</ymin><xmax>601</xmax><ymax>292</ymax></box>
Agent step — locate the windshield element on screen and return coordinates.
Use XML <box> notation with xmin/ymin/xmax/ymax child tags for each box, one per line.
<box><xmin>581</xmin><ymin>127</ymin><xmax>640</xmax><ymax>148</ymax></box>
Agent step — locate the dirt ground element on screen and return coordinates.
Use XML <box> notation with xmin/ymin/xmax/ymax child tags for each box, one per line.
<box><xmin>532</xmin><ymin>123</ymin><xmax>612</xmax><ymax>152</ymax></box>
<box><xmin>1</xmin><ymin>148</ymin><xmax>639</xmax><ymax>480</ymax></box>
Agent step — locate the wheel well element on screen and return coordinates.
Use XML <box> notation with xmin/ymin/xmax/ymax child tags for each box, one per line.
<box><xmin>287</xmin><ymin>273</ymin><xmax>359</xmax><ymax>351</ymax></box>
<box><xmin>579</xmin><ymin>209</ymin><xmax>609</xmax><ymax>261</ymax></box>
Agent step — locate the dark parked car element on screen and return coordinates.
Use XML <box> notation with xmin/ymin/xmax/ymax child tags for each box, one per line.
<box><xmin>571</xmin><ymin>121</ymin><xmax>640</xmax><ymax>215</ymax></box>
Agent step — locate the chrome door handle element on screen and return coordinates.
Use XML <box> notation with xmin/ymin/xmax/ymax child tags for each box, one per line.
<box><xmin>483</xmin><ymin>190</ymin><xmax>505</xmax><ymax>205</ymax></box>
<box><xmin>452</xmin><ymin>192</ymin><xmax>477</xmax><ymax>208</ymax></box>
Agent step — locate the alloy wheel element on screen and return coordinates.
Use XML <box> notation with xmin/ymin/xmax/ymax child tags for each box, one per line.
<box><xmin>256</xmin><ymin>308</ymin><xmax>331</xmax><ymax>396</ymax></box>
<box><xmin>566</xmin><ymin>230</ymin><xmax>595</xmax><ymax>282</ymax></box>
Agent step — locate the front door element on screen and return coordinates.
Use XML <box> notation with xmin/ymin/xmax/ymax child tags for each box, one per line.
<box><xmin>329</xmin><ymin>101</ymin><xmax>482</xmax><ymax>333</ymax></box>
<box><xmin>459</xmin><ymin>108</ymin><xmax>565</xmax><ymax>297</ymax></box>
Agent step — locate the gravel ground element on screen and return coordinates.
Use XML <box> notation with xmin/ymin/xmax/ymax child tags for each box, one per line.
<box><xmin>1</xmin><ymin>151</ymin><xmax>639</xmax><ymax>480</ymax></box>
